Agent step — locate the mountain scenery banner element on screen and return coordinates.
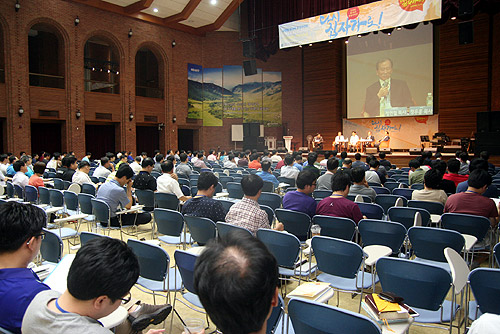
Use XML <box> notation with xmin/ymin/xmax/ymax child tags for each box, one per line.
<box><xmin>187</xmin><ymin>63</ymin><xmax>282</xmax><ymax>127</ymax></box>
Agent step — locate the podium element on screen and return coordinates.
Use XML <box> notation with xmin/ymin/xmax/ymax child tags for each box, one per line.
<box><xmin>265</xmin><ymin>136</ymin><xmax>277</xmax><ymax>150</ymax></box>
<box><xmin>283</xmin><ymin>136</ymin><xmax>293</xmax><ymax>153</ymax></box>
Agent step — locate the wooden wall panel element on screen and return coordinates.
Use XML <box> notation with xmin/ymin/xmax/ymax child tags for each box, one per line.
<box><xmin>29</xmin><ymin>87</ymin><xmax>67</xmax><ymax>118</ymax></box>
<box><xmin>438</xmin><ymin>14</ymin><xmax>490</xmax><ymax>138</ymax></box>
<box><xmin>84</xmin><ymin>92</ymin><xmax>122</xmax><ymax>121</ymax></box>
<box><xmin>302</xmin><ymin>42</ymin><xmax>343</xmax><ymax>149</ymax></box>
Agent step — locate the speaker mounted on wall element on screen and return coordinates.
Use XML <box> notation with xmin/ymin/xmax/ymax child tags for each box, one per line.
<box><xmin>458</xmin><ymin>0</ymin><xmax>473</xmax><ymax>18</ymax></box>
<box><xmin>459</xmin><ymin>21</ymin><xmax>473</xmax><ymax>45</ymax></box>
<box><xmin>243</xmin><ymin>60</ymin><xmax>257</xmax><ymax>76</ymax></box>
<box><xmin>243</xmin><ymin>40</ymin><xmax>256</xmax><ymax>58</ymax></box>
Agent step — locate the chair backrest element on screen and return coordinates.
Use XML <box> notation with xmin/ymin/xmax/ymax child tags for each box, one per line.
<box><xmin>358</xmin><ymin>219</ymin><xmax>406</xmax><ymax>255</ymax></box>
<box><xmin>135</xmin><ymin>189</ymin><xmax>155</xmax><ymax>209</ymax></box>
<box><xmin>154</xmin><ymin>208</ymin><xmax>184</xmax><ymax>237</ymax></box>
<box><xmin>218</xmin><ymin>175</ymin><xmax>234</xmax><ymax>188</ymax></box>
<box><xmin>494</xmin><ymin>243</ymin><xmax>500</xmax><ymax>268</ymax></box>
<box><xmin>98</xmin><ymin>177</ymin><xmax>107</xmax><ymax>184</ymax></box>
<box><xmin>384</xmin><ymin>182</ymin><xmax>400</xmax><ymax>192</ymax></box>
<box><xmin>5</xmin><ymin>182</ymin><xmax>14</xmax><ymax>198</ymax></box>
<box><xmin>408</xmin><ymin>226</ymin><xmax>464</xmax><ymax>262</ymax></box>
<box><xmin>24</xmin><ymin>185</ymin><xmax>38</xmax><ymax>203</ymax></box>
<box><xmin>67</xmin><ymin>183</ymin><xmax>81</xmax><ymax>194</ymax></box>
<box><xmin>277</xmin><ymin>176</ymin><xmax>295</xmax><ymax>187</ymax></box>
<box><xmin>262</xmin><ymin>181</ymin><xmax>274</xmax><ymax>193</ymax></box>
<box><xmin>387</xmin><ymin>206</ymin><xmax>431</xmax><ymax>230</ymax></box>
<box><xmin>0</xmin><ymin>326</ymin><xmax>15</xmax><ymax>334</ymax></box>
<box><xmin>372</xmin><ymin>186</ymin><xmax>390</xmax><ymax>195</ymax></box>
<box><xmin>376</xmin><ymin>257</ymin><xmax>451</xmax><ymax>311</ymax></box>
<box><xmin>91</xmin><ymin>199</ymin><xmax>110</xmax><ymax>226</ymax></box>
<box><xmin>81</xmin><ymin>183</ymin><xmax>96</xmax><ymax>196</ymax></box>
<box><xmin>312</xmin><ymin>215</ymin><xmax>356</xmax><ymax>241</ymax></box>
<box><xmin>288</xmin><ymin>298</ymin><xmax>381</xmax><ymax>334</ymax></box>
<box><xmin>266</xmin><ymin>295</ymin><xmax>284</xmax><ymax>334</ymax></box>
<box><xmin>174</xmin><ymin>250</ymin><xmax>198</xmax><ymax>293</ymax></box>
<box><xmin>62</xmin><ymin>180</ymin><xmax>72</xmax><ymax>190</ymax></box>
<box><xmin>256</xmin><ymin>228</ymin><xmax>300</xmax><ymax>269</ymax></box>
<box><xmin>374</xmin><ymin>194</ymin><xmax>406</xmax><ymax>214</ymax></box>
<box><xmin>40</xmin><ymin>228</ymin><xmax>63</xmax><ymax>263</ymax></box>
<box><xmin>53</xmin><ymin>178</ymin><xmax>64</xmax><ymax>190</ymax></box>
<box><xmin>90</xmin><ymin>176</ymin><xmax>99</xmax><ymax>183</ymax></box>
<box><xmin>190</xmin><ymin>186</ymin><xmax>198</xmax><ymax>196</ymax></box>
<box><xmin>408</xmin><ymin>200</ymin><xmax>444</xmax><ymax>215</ymax></box>
<box><xmin>354</xmin><ymin>194</ymin><xmax>372</xmax><ymax>203</ymax></box>
<box><xmin>218</xmin><ymin>199</ymin><xmax>235</xmax><ymax>215</ymax></box>
<box><xmin>13</xmin><ymin>184</ymin><xmax>24</xmax><ymax>199</ymax></box>
<box><xmin>259</xmin><ymin>205</ymin><xmax>274</xmax><ymax>225</ymax></box>
<box><xmin>444</xmin><ymin>247</ymin><xmax>469</xmax><ymax>295</ymax></box>
<box><xmin>392</xmin><ymin>188</ymin><xmax>414</xmax><ymax>200</ymax></box>
<box><xmin>38</xmin><ymin>186</ymin><xmax>51</xmax><ymax>205</ymax></box>
<box><xmin>257</xmin><ymin>192</ymin><xmax>282</xmax><ymax>211</ymax></box>
<box><xmin>154</xmin><ymin>192</ymin><xmax>179</xmax><ymax>210</ymax></box>
<box><xmin>410</xmin><ymin>183</ymin><xmax>425</xmax><ymax>190</ymax></box>
<box><xmin>313</xmin><ymin>190</ymin><xmax>332</xmax><ymax>199</ymax></box>
<box><xmin>312</xmin><ymin>236</ymin><xmax>363</xmax><ymax>279</ymax></box>
<box><xmin>184</xmin><ymin>215</ymin><xmax>216</xmax><ymax>245</ymax></box>
<box><xmin>468</xmin><ymin>268</ymin><xmax>500</xmax><ymax>315</ymax></box>
<box><xmin>49</xmin><ymin>189</ymin><xmax>64</xmax><ymax>207</ymax></box>
<box><xmin>226</xmin><ymin>182</ymin><xmax>244</xmax><ymax>199</ymax></box>
<box><xmin>356</xmin><ymin>202</ymin><xmax>384</xmax><ymax>220</ymax></box>
<box><xmin>127</xmin><ymin>239</ymin><xmax>170</xmax><ymax>282</ymax></box>
<box><xmin>215</xmin><ymin>182</ymin><xmax>223</xmax><ymax>194</ymax></box>
<box><xmin>80</xmin><ymin>231</ymin><xmax>108</xmax><ymax>245</ymax></box>
<box><xmin>78</xmin><ymin>193</ymin><xmax>94</xmax><ymax>215</ymax></box>
<box><xmin>63</xmin><ymin>191</ymin><xmax>79</xmax><ymax>211</ymax></box>
<box><xmin>178</xmin><ymin>178</ymin><xmax>191</xmax><ymax>187</ymax></box>
<box><xmin>275</xmin><ymin>209</ymin><xmax>311</xmax><ymax>241</ymax></box>
<box><xmin>216</xmin><ymin>222</ymin><xmax>252</xmax><ymax>238</ymax></box>
<box><xmin>441</xmin><ymin>213</ymin><xmax>490</xmax><ymax>242</ymax></box>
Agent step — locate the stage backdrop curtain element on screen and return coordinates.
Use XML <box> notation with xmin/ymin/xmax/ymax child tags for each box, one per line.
<box><xmin>246</xmin><ymin>0</ymin><xmax>494</xmax><ymax>62</ymax></box>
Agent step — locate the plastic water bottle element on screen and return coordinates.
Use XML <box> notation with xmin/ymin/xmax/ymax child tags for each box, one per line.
<box><xmin>426</xmin><ymin>93</ymin><xmax>433</xmax><ymax>106</ymax></box>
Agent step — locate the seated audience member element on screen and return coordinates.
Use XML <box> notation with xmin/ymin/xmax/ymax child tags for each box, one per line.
<box><xmin>129</xmin><ymin>156</ymin><xmax>142</xmax><ymax>175</ymax></box>
<box><xmin>193</xmin><ymin>152</ymin><xmax>209</xmax><ymax>169</ymax></box>
<box><xmin>207</xmin><ymin>149</ymin><xmax>217</xmax><ymax>162</ymax></box>
<box><xmin>176</xmin><ymin>153</ymin><xmax>192</xmax><ymax>178</ymax></box>
<box><xmin>133</xmin><ymin>157</ymin><xmax>157</xmax><ymax>192</ymax></box>
<box><xmin>351</xmin><ymin>153</ymin><xmax>366</xmax><ymax>170</ymax></box>
<box><xmin>12</xmin><ymin>160</ymin><xmax>29</xmax><ymax>189</ymax></box>
<box><xmin>72</xmin><ymin>161</ymin><xmax>97</xmax><ymax>188</ymax></box>
<box><xmin>365</xmin><ymin>159</ymin><xmax>384</xmax><ymax>185</ymax></box>
<box><xmin>6</xmin><ymin>155</ymin><xmax>17</xmax><ymax>177</ymax></box>
<box><xmin>469</xmin><ymin>313</ymin><xmax>500</xmax><ymax>334</ymax></box>
<box><xmin>182</xmin><ymin>172</ymin><xmax>226</xmax><ymax>223</ymax></box>
<box><xmin>157</xmin><ymin>161</ymin><xmax>191</xmax><ymax>202</ymax></box>
<box><xmin>282</xmin><ymin>171</ymin><xmax>317</xmax><ymax>217</ymax></box>
<box><xmin>225</xmin><ymin>175</ymin><xmax>283</xmax><ymax>235</ymax></box>
<box><xmin>411</xmin><ymin>168</ymin><xmax>448</xmax><ymax>205</ymax></box>
<box><xmin>480</xmin><ymin>150</ymin><xmax>496</xmax><ymax>175</ymax></box>
<box><xmin>256</xmin><ymin>161</ymin><xmax>279</xmax><ymax>188</ymax></box>
<box><xmin>338</xmin><ymin>151</ymin><xmax>347</xmax><ymax>165</ymax></box>
<box><xmin>280</xmin><ymin>154</ymin><xmax>300</xmax><ymax>180</ymax></box>
<box><xmin>57</xmin><ymin>155</ymin><xmax>78</xmax><ymax>182</ymax></box>
<box><xmin>293</xmin><ymin>154</ymin><xmax>304</xmax><ymax>171</ymax></box>
<box><xmin>0</xmin><ymin>153</ymin><xmax>8</xmax><ymax>176</ymax></box>
<box><xmin>22</xmin><ymin>237</ymin><xmax>169</xmax><ymax>334</ymax></box>
<box><xmin>29</xmin><ymin>161</ymin><xmax>46</xmax><ymax>189</ymax></box>
<box><xmin>316</xmin><ymin>158</ymin><xmax>339</xmax><ymax>190</ymax></box>
<box><xmin>96</xmin><ymin>165</ymin><xmax>152</xmax><ymax>227</ymax></box>
<box><xmin>81</xmin><ymin>152</ymin><xmax>92</xmax><ymax>163</ymax></box>
<box><xmin>319</xmin><ymin>152</ymin><xmax>331</xmax><ymax>167</ymax></box>
<box><xmin>458</xmin><ymin>151</ymin><xmax>470</xmax><ymax>175</ymax></box>
<box><xmin>223</xmin><ymin>154</ymin><xmax>237</xmax><ymax>169</ymax></box>
<box><xmin>153</xmin><ymin>154</ymin><xmax>164</xmax><ymax>173</ymax></box>
<box><xmin>431</xmin><ymin>160</ymin><xmax>456</xmax><ymax>194</ymax></box>
<box><xmin>316</xmin><ymin>171</ymin><xmax>364</xmax><ymax>224</ymax></box>
<box><xmin>348</xmin><ymin>167</ymin><xmax>377</xmax><ymax>201</ymax></box>
<box><xmin>408</xmin><ymin>159</ymin><xmax>425</xmax><ymax>185</ymax></box>
<box><xmin>271</xmin><ymin>150</ymin><xmax>282</xmax><ymax>163</ymax></box>
<box><xmin>261</xmin><ymin>150</ymin><xmax>272</xmax><ymax>164</ymax></box>
<box><xmin>443</xmin><ymin>159</ymin><xmax>469</xmax><ymax>187</ymax></box>
<box><xmin>378</xmin><ymin>152</ymin><xmax>392</xmax><ymax>170</ymax></box>
<box><xmin>303</xmin><ymin>152</ymin><xmax>320</xmax><ymax>178</ymax></box>
<box><xmin>93</xmin><ymin>157</ymin><xmax>112</xmax><ymax>179</ymax></box>
<box><xmin>237</xmin><ymin>152</ymin><xmax>248</xmax><ymax>167</ymax></box>
<box><xmin>248</xmin><ymin>153</ymin><xmax>262</xmax><ymax>170</ymax></box>
<box><xmin>46</xmin><ymin>152</ymin><xmax>61</xmax><ymax>170</ymax></box>
<box><xmin>114</xmin><ymin>154</ymin><xmax>128</xmax><ymax>171</ymax></box>
<box><xmin>455</xmin><ymin>158</ymin><xmax>499</xmax><ymax>198</ymax></box>
<box><xmin>194</xmin><ymin>231</ymin><xmax>279</xmax><ymax>334</ymax></box>
<box><xmin>20</xmin><ymin>156</ymin><xmax>34</xmax><ymax>178</ymax></box>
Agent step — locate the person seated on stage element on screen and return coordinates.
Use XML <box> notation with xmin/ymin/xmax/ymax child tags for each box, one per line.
<box><xmin>157</xmin><ymin>161</ymin><xmax>191</xmax><ymax>203</ymax></box>
<box><xmin>303</xmin><ymin>152</ymin><xmax>320</xmax><ymax>179</ymax></box>
<box><xmin>248</xmin><ymin>153</ymin><xmax>262</xmax><ymax>170</ymax></box>
<box><xmin>237</xmin><ymin>152</ymin><xmax>248</xmax><ymax>168</ymax></box>
<box><xmin>72</xmin><ymin>161</ymin><xmax>98</xmax><ymax>188</ymax></box>
<box><xmin>455</xmin><ymin>158</ymin><xmax>499</xmax><ymax>198</ymax></box>
<box><xmin>280</xmin><ymin>154</ymin><xmax>300</xmax><ymax>180</ymax></box>
<box><xmin>12</xmin><ymin>160</ymin><xmax>30</xmax><ymax>190</ymax></box>
<box><xmin>256</xmin><ymin>161</ymin><xmax>279</xmax><ymax>188</ymax></box>
<box><xmin>316</xmin><ymin>171</ymin><xmax>365</xmax><ymax>224</ymax></box>
<box><xmin>293</xmin><ymin>154</ymin><xmax>304</xmax><ymax>171</ymax></box>
<box><xmin>313</xmin><ymin>133</ymin><xmax>324</xmax><ymax>149</ymax></box>
<box><xmin>271</xmin><ymin>150</ymin><xmax>282</xmax><ymax>163</ymax></box>
<box><xmin>334</xmin><ymin>131</ymin><xmax>345</xmax><ymax>151</ymax></box>
<box><xmin>96</xmin><ymin>165</ymin><xmax>152</xmax><ymax>227</ymax></box>
<box><xmin>443</xmin><ymin>159</ymin><xmax>469</xmax><ymax>188</ymax></box>
<box><xmin>182</xmin><ymin>172</ymin><xmax>226</xmax><ymax>224</ymax></box>
<box><xmin>283</xmin><ymin>171</ymin><xmax>318</xmax><ymax>218</ymax></box>
<box><xmin>223</xmin><ymin>154</ymin><xmax>238</xmax><ymax>169</ymax></box>
<box><xmin>348</xmin><ymin>167</ymin><xmax>377</xmax><ymax>201</ymax></box>
<box><xmin>411</xmin><ymin>168</ymin><xmax>448</xmax><ymax>205</ymax></box>
<box><xmin>22</xmin><ymin>237</ymin><xmax>169</xmax><ymax>334</ymax></box>
<box><xmin>375</xmin><ymin>131</ymin><xmax>390</xmax><ymax>148</ymax></box>
<box><xmin>365</xmin><ymin>159</ymin><xmax>385</xmax><ymax>185</ymax></box>
<box><xmin>349</xmin><ymin>131</ymin><xmax>360</xmax><ymax>152</ymax></box>
<box><xmin>408</xmin><ymin>159</ymin><xmax>425</xmax><ymax>185</ymax></box>
<box><xmin>366</xmin><ymin>131</ymin><xmax>375</xmax><ymax>146</ymax></box>
<box><xmin>351</xmin><ymin>153</ymin><xmax>366</xmax><ymax>170</ymax></box>
<box><xmin>320</xmin><ymin>151</ymin><xmax>331</xmax><ymax>167</ymax></box>
<box><xmin>316</xmin><ymin>158</ymin><xmax>339</xmax><ymax>191</ymax></box>
<box><xmin>194</xmin><ymin>231</ymin><xmax>279</xmax><ymax>334</ymax></box>
<box><xmin>225</xmin><ymin>175</ymin><xmax>283</xmax><ymax>235</ymax></box>
<box><xmin>378</xmin><ymin>152</ymin><xmax>392</xmax><ymax>171</ymax></box>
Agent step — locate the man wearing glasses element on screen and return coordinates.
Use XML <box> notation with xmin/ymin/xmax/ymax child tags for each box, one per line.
<box><xmin>282</xmin><ymin>170</ymin><xmax>318</xmax><ymax>218</ymax></box>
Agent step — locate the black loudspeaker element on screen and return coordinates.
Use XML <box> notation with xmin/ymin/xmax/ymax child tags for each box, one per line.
<box><xmin>491</xmin><ymin>111</ymin><xmax>500</xmax><ymax>132</ymax></box>
<box><xmin>243</xmin><ymin>40</ymin><xmax>256</xmax><ymax>58</ymax></box>
<box><xmin>459</xmin><ymin>21</ymin><xmax>473</xmax><ymax>45</ymax></box>
<box><xmin>243</xmin><ymin>123</ymin><xmax>260</xmax><ymax>137</ymax></box>
<box><xmin>243</xmin><ymin>60</ymin><xmax>257</xmax><ymax>76</ymax></box>
<box><xmin>458</xmin><ymin>0</ymin><xmax>473</xmax><ymax>17</ymax></box>
<box><xmin>477</xmin><ymin>112</ymin><xmax>489</xmax><ymax>132</ymax></box>
<box><xmin>475</xmin><ymin>132</ymin><xmax>500</xmax><ymax>155</ymax></box>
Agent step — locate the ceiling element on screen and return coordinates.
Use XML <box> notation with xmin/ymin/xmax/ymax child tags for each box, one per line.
<box><xmin>68</xmin><ymin>0</ymin><xmax>242</xmax><ymax>35</ymax></box>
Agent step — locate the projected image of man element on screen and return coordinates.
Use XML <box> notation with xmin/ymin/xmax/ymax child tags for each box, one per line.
<box><xmin>363</xmin><ymin>58</ymin><xmax>414</xmax><ymax>117</ymax></box>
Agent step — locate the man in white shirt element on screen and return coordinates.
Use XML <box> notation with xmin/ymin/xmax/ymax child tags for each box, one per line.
<box><xmin>92</xmin><ymin>157</ymin><xmax>112</xmax><ymax>179</ymax></box>
<box><xmin>157</xmin><ymin>161</ymin><xmax>191</xmax><ymax>202</ymax></box>
<box><xmin>349</xmin><ymin>131</ymin><xmax>359</xmax><ymax>152</ymax></box>
<box><xmin>223</xmin><ymin>154</ymin><xmax>237</xmax><ymax>169</ymax></box>
<box><xmin>12</xmin><ymin>161</ymin><xmax>29</xmax><ymax>189</ymax></box>
<box><xmin>280</xmin><ymin>155</ymin><xmax>300</xmax><ymax>180</ymax></box>
<box><xmin>72</xmin><ymin>161</ymin><xmax>97</xmax><ymax>188</ymax></box>
<box><xmin>0</xmin><ymin>154</ymin><xmax>8</xmax><ymax>176</ymax></box>
<box><xmin>46</xmin><ymin>152</ymin><xmax>61</xmax><ymax>170</ymax></box>
<box><xmin>334</xmin><ymin>132</ymin><xmax>345</xmax><ymax>151</ymax></box>
<box><xmin>271</xmin><ymin>150</ymin><xmax>282</xmax><ymax>163</ymax></box>
<box><xmin>129</xmin><ymin>156</ymin><xmax>142</xmax><ymax>175</ymax></box>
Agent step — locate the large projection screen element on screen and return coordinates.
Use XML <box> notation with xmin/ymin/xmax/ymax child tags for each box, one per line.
<box><xmin>347</xmin><ymin>24</ymin><xmax>433</xmax><ymax>119</ymax></box>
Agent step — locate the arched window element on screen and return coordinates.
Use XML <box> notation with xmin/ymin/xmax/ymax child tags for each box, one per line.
<box><xmin>84</xmin><ymin>36</ymin><xmax>120</xmax><ymax>94</ymax></box>
<box><xmin>28</xmin><ymin>23</ymin><xmax>64</xmax><ymax>88</ymax></box>
<box><xmin>135</xmin><ymin>47</ymin><xmax>163</xmax><ymax>98</ymax></box>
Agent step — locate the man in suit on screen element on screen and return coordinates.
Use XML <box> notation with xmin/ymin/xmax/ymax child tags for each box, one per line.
<box><xmin>363</xmin><ymin>58</ymin><xmax>414</xmax><ymax>117</ymax></box>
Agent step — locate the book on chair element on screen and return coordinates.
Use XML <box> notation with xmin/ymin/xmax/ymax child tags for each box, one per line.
<box><xmin>363</xmin><ymin>294</ymin><xmax>418</xmax><ymax>323</ymax></box>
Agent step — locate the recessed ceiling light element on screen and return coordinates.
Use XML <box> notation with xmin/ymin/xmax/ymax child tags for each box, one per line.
<box><xmin>153</xmin><ymin>8</ymin><xmax>158</xmax><ymax>13</ymax></box>
<box><xmin>210</xmin><ymin>0</ymin><xmax>217</xmax><ymax>5</ymax></box>
<box><xmin>451</xmin><ymin>16</ymin><xmax>457</xmax><ymax>20</ymax></box>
